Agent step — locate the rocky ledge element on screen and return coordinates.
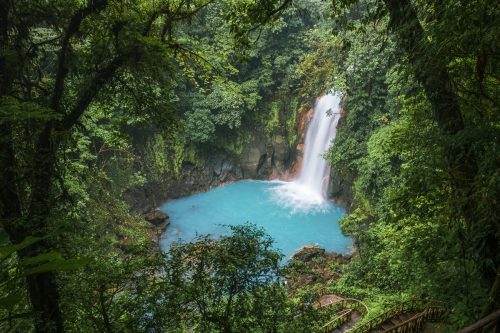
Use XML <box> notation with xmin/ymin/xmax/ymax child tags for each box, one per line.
<box><xmin>144</xmin><ymin>209</ymin><xmax>170</xmax><ymax>235</ymax></box>
<box><xmin>287</xmin><ymin>245</ymin><xmax>352</xmax><ymax>289</ymax></box>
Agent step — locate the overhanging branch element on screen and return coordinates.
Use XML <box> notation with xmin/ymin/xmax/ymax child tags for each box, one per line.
<box><xmin>57</xmin><ymin>54</ymin><xmax>126</xmax><ymax>132</ymax></box>
<box><xmin>51</xmin><ymin>0</ymin><xmax>109</xmax><ymax>113</ymax></box>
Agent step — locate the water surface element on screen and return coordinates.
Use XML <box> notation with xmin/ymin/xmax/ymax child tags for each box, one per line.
<box><xmin>160</xmin><ymin>180</ymin><xmax>351</xmax><ymax>259</ymax></box>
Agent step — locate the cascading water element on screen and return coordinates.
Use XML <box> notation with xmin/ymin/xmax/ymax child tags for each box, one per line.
<box><xmin>297</xmin><ymin>93</ymin><xmax>341</xmax><ymax>196</ymax></box>
<box><xmin>271</xmin><ymin>91</ymin><xmax>341</xmax><ymax>212</ymax></box>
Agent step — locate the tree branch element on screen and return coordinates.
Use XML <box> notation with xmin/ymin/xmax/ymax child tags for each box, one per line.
<box><xmin>57</xmin><ymin>55</ymin><xmax>126</xmax><ymax>132</ymax></box>
<box><xmin>457</xmin><ymin>309</ymin><xmax>500</xmax><ymax>333</ymax></box>
<box><xmin>51</xmin><ymin>0</ymin><xmax>108</xmax><ymax>113</ymax></box>
<box><xmin>143</xmin><ymin>0</ymin><xmax>215</xmax><ymax>37</ymax></box>
<box><xmin>248</xmin><ymin>0</ymin><xmax>293</xmax><ymax>33</ymax></box>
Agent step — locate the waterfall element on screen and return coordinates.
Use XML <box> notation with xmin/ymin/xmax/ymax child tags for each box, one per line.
<box><xmin>270</xmin><ymin>91</ymin><xmax>341</xmax><ymax>212</ymax></box>
<box><xmin>297</xmin><ymin>93</ymin><xmax>341</xmax><ymax>197</ymax></box>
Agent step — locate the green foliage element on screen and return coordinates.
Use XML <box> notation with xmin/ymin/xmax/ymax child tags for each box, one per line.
<box><xmin>176</xmin><ymin>0</ymin><xmax>322</xmax><ymax>157</ymax></box>
<box><xmin>0</xmin><ymin>233</ymin><xmax>89</xmax><ymax>332</ymax></box>
<box><xmin>323</xmin><ymin>0</ymin><xmax>500</xmax><ymax>330</ymax></box>
<box><xmin>156</xmin><ymin>223</ymin><xmax>317</xmax><ymax>332</ymax></box>
<box><xmin>1</xmin><ymin>0</ymin><xmax>498</xmax><ymax>331</ymax></box>
<box><xmin>297</xmin><ymin>26</ymin><xmax>344</xmax><ymax>101</ymax></box>
<box><xmin>0</xmin><ymin>0</ymin><xmax>308</xmax><ymax>331</ymax></box>
<box><xmin>0</xmin><ymin>97</ymin><xmax>61</xmax><ymax>123</ymax></box>
<box><xmin>162</xmin><ymin>224</ymin><xmax>287</xmax><ymax>332</ymax></box>
<box><xmin>265</xmin><ymin>101</ymin><xmax>281</xmax><ymax>135</ymax></box>
<box><xmin>285</xmin><ymin>97</ymin><xmax>299</xmax><ymax>146</ymax></box>
<box><xmin>62</xmin><ymin>251</ymin><xmax>164</xmax><ymax>332</ymax></box>
<box><xmin>185</xmin><ymin>108</ymin><xmax>216</xmax><ymax>143</ymax></box>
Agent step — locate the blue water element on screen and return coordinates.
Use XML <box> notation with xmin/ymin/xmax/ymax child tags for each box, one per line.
<box><xmin>159</xmin><ymin>181</ymin><xmax>351</xmax><ymax>259</ymax></box>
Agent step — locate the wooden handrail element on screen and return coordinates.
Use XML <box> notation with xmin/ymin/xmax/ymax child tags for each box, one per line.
<box><xmin>346</xmin><ymin>299</ymin><xmax>446</xmax><ymax>333</ymax></box>
<box><xmin>383</xmin><ymin>307</ymin><xmax>446</xmax><ymax>333</ymax></box>
<box><xmin>317</xmin><ymin>294</ymin><xmax>369</xmax><ymax>316</ymax></box>
<box><xmin>457</xmin><ymin>309</ymin><xmax>500</xmax><ymax>333</ymax></box>
<box><xmin>321</xmin><ymin>309</ymin><xmax>353</xmax><ymax>332</ymax></box>
<box><xmin>316</xmin><ymin>296</ymin><xmax>369</xmax><ymax>332</ymax></box>
<box><xmin>341</xmin><ymin>298</ymin><xmax>369</xmax><ymax>316</ymax></box>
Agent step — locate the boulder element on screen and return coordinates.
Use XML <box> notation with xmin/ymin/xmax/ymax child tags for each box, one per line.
<box><xmin>144</xmin><ymin>209</ymin><xmax>170</xmax><ymax>227</ymax></box>
<box><xmin>326</xmin><ymin>252</ymin><xmax>352</xmax><ymax>265</ymax></box>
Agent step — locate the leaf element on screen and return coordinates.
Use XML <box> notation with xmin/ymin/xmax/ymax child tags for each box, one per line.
<box><xmin>21</xmin><ymin>251</ymin><xmax>64</xmax><ymax>266</ymax></box>
<box><xmin>0</xmin><ymin>236</ymin><xmax>42</xmax><ymax>263</ymax></box>
<box><xmin>0</xmin><ymin>290</ymin><xmax>23</xmax><ymax>311</ymax></box>
<box><xmin>0</xmin><ymin>96</ymin><xmax>62</xmax><ymax>123</ymax></box>
<box><xmin>25</xmin><ymin>257</ymin><xmax>91</xmax><ymax>275</ymax></box>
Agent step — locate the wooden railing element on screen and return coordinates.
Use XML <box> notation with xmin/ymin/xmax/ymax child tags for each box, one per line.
<box><xmin>346</xmin><ymin>299</ymin><xmax>446</xmax><ymax>333</ymax></box>
<box><xmin>316</xmin><ymin>288</ymin><xmax>369</xmax><ymax>316</ymax></box>
<box><xmin>321</xmin><ymin>309</ymin><xmax>353</xmax><ymax>332</ymax></box>
<box><xmin>382</xmin><ymin>306</ymin><xmax>446</xmax><ymax>333</ymax></box>
<box><xmin>457</xmin><ymin>309</ymin><xmax>500</xmax><ymax>333</ymax></box>
<box><xmin>341</xmin><ymin>298</ymin><xmax>369</xmax><ymax>317</ymax></box>
<box><xmin>317</xmin><ymin>296</ymin><xmax>369</xmax><ymax>333</ymax></box>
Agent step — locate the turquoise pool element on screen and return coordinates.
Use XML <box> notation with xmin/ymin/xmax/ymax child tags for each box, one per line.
<box><xmin>159</xmin><ymin>180</ymin><xmax>351</xmax><ymax>259</ymax></box>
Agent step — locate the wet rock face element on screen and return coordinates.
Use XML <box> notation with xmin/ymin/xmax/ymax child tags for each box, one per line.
<box><xmin>327</xmin><ymin>169</ymin><xmax>354</xmax><ymax>211</ymax></box>
<box><xmin>272</xmin><ymin>135</ymin><xmax>287</xmax><ymax>161</ymax></box>
<box><xmin>125</xmin><ymin>160</ymin><xmax>237</xmax><ymax>214</ymax></box>
<box><xmin>214</xmin><ymin>160</ymin><xmax>234</xmax><ymax>182</ymax></box>
<box><xmin>240</xmin><ymin>147</ymin><xmax>263</xmax><ymax>177</ymax></box>
<box><xmin>239</xmin><ymin>136</ymin><xmax>291</xmax><ymax>179</ymax></box>
<box><xmin>285</xmin><ymin>106</ymin><xmax>313</xmax><ymax>180</ymax></box>
<box><xmin>126</xmin><ymin>134</ymin><xmax>294</xmax><ymax>215</ymax></box>
<box><xmin>272</xmin><ymin>135</ymin><xmax>289</xmax><ymax>172</ymax></box>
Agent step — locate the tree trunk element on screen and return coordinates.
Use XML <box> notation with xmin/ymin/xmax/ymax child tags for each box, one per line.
<box><xmin>1</xmin><ymin>1</ymin><xmax>64</xmax><ymax>330</ymax></box>
<box><xmin>1</xmin><ymin>123</ymin><xmax>65</xmax><ymax>332</ymax></box>
<box><xmin>480</xmin><ymin>265</ymin><xmax>500</xmax><ymax>323</ymax></box>
<box><xmin>25</xmin><ymin>125</ymin><xmax>65</xmax><ymax>333</ymax></box>
<box><xmin>25</xmin><ymin>272</ymin><xmax>64</xmax><ymax>333</ymax></box>
<box><xmin>98</xmin><ymin>285</ymin><xmax>113</xmax><ymax>333</ymax></box>
<box><xmin>1</xmin><ymin>143</ymin><xmax>65</xmax><ymax>333</ymax></box>
<box><xmin>382</xmin><ymin>0</ymin><xmax>479</xmax><ymax>232</ymax></box>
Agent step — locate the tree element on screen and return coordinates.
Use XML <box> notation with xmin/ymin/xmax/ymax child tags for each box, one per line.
<box><xmin>161</xmin><ymin>224</ymin><xmax>290</xmax><ymax>333</ymax></box>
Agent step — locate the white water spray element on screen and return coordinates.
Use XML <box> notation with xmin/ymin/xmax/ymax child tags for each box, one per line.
<box><xmin>271</xmin><ymin>92</ymin><xmax>341</xmax><ymax>212</ymax></box>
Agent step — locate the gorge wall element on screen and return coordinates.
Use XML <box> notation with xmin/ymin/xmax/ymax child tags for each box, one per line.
<box><xmin>125</xmin><ymin>132</ymin><xmax>296</xmax><ymax>214</ymax></box>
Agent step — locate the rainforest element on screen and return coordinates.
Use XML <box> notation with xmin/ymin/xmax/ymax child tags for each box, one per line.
<box><xmin>0</xmin><ymin>0</ymin><xmax>498</xmax><ymax>332</ymax></box>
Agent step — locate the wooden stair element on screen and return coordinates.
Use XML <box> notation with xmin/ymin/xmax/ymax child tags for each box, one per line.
<box><xmin>314</xmin><ymin>293</ymin><xmax>446</xmax><ymax>333</ymax></box>
<box><xmin>330</xmin><ymin>311</ymin><xmax>362</xmax><ymax>333</ymax></box>
<box><xmin>315</xmin><ymin>293</ymin><xmax>368</xmax><ymax>333</ymax></box>
<box><xmin>371</xmin><ymin>312</ymin><xmax>417</xmax><ymax>332</ymax></box>
<box><xmin>345</xmin><ymin>300</ymin><xmax>447</xmax><ymax>333</ymax></box>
